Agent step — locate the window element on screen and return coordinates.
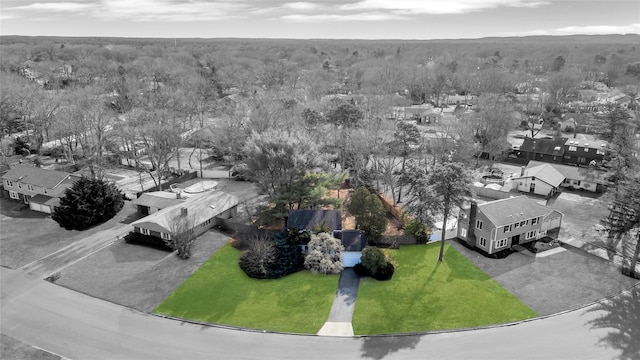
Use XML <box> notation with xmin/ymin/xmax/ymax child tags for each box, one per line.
<box><xmin>597</xmin><ymin>149</ymin><xmax>606</xmax><ymax>155</ymax></box>
<box><xmin>141</xmin><ymin>228</ymin><xmax>150</xmax><ymax>236</ymax></box>
<box><xmin>573</xmin><ymin>180</ymin><xmax>581</xmax><ymax>185</ymax></box>
<box><xmin>5</xmin><ymin>180</ymin><xmax>13</xmax><ymax>187</ymax></box>
<box><xmin>520</xmin><ymin>221</ymin><xmax>526</xmax><ymax>227</ymax></box>
<box><xmin>503</xmin><ymin>225</ymin><xmax>510</xmax><ymax>233</ymax></box>
<box><xmin>479</xmin><ymin>237</ymin><xmax>487</xmax><ymax>247</ymax></box>
<box><xmin>17</xmin><ymin>183</ymin><xmax>22</xmax><ymax>189</ymax></box>
<box><xmin>578</xmin><ymin>157</ymin><xmax>587</xmax><ymax>163</ymax></box>
<box><xmin>526</xmin><ymin>230</ymin><xmax>537</xmax><ymax>239</ymax></box>
<box><xmin>531</xmin><ymin>217</ymin><xmax>538</xmax><ymax>225</ymax></box>
<box><xmin>460</xmin><ymin>228</ymin><xmax>467</xmax><ymax>237</ymax></box>
<box><xmin>44</xmin><ymin>189</ymin><xmax>48</xmax><ymax>194</ymax></box>
<box><xmin>568</xmin><ymin>146</ymin><xmax>577</xmax><ymax>151</ymax></box>
<box><xmin>161</xmin><ymin>232</ymin><xmax>171</xmax><ymax>240</ymax></box>
<box><xmin>9</xmin><ymin>191</ymin><xmax>19</xmax><ymax>199</ymax></box>
<box><xmin>27</xmin><ymin>184</ymin><xmax>34</xmax><ymax>191</ymax></box>
<box><xmin>514</xmin><ymin>222</ymin><xmax>520</xmax><ymax>229</ymax></box>
<box><xmin>476</xmin><ymin>220</ymin><xmax>483</xmax><ymax>229</ymax></box>
<box><xmin>496</xmin><ymin>239</ymin><xmax>508</xmax><ymax>248</ymax></box>
<box><xmin>584</xmin><ymin>147</ymin><xmax>589</xmax><ymax>152</ymax></box>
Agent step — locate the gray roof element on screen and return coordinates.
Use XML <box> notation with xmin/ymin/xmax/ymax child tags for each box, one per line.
<box><xmin>132</xmin><ymin>191</ymin><xmax>238</xmax><ymax>234</ymax></box>
<box><xmin>287</xmin><ymin>210</ymin><xmax>342</xmax><ymax>232</ymax></box>
<box><xmin>133</xmin><ymin>192</ymin><xmax>184</xmax><ymax>210</ymax></box>
<box><xmin>517</xmin><ymin>163</ymin><xmax>565</xmax><ymax>187</ymax></box>
<box><xmin>478</xmin><ymin>196</ymin><xmax>560</xmax><ymax>227</ymax></box>
<box><xmin>1</xmin><ymin>165</ymin><xmax>80</xmax><ymax>190</ymax></box>
<box><xmin>527</xmin><ymin>161</ymin><xmax>607</xmax><ymax>183</ymax></box>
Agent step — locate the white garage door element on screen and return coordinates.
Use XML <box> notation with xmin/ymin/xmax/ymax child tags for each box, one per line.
<box><xmin>341</xmin><ymin>252</ymin><xmax>362</xmax><ymax>268</ymax></box>
<box><xmin>29</xmin><ymin>202</ymin><xmax>51</xmax><ymax>214</ymax></box>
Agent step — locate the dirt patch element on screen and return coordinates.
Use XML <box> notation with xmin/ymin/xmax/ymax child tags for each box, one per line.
<box><xmin>56</xmin><ymin>230</ymin><xmax>230</xmax><ymax>312</ymax></box>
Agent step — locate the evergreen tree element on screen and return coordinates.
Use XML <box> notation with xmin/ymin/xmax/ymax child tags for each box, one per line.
<box><xmin>348</xmin><ymin>187</ymin><xmax>387</xmax><ymax>244</ymax></box>
<box><xmin>52</xmin><ymin>176</ymin><xmax>124</xmax><ymax>230</ymax></box>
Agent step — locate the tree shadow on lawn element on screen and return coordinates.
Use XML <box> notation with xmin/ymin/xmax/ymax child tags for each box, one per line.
<box><xmin>360</xmin><ymin>335</ymin><xmax>421</xmax><ymax>360</ymax></box>
<box><xmin>584</xmin><ymin>283</ymin><xmax>640</xmax><ymax>360</ymax></box>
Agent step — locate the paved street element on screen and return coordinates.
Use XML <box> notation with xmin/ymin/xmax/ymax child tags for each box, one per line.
<box><xmin>2</xmin><ymin>263</ymin><xmax>637</xmax><ymax>359</ymax></box>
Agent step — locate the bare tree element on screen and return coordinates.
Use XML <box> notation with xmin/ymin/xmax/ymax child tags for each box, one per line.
<box><xmin>167</xmin><ymin>213</ymin><xmax>197</xmax><ymax>260</ymax></box>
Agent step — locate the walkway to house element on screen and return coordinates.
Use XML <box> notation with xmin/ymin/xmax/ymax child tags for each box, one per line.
<box><xmin>317</xmin><ymin>268</ymin><xmax>360</xmax><ymax>336</ymax></box>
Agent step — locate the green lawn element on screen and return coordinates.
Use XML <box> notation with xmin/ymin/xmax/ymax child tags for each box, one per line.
<box><xmin>154</xmin><ymin>244</ymin><xmax>339</xmax><ymax>334</ymax></box>
<box><xmin>352</xmin><ymin>243</ymin><xmax>537</xmax><ymax>335</ymax></box>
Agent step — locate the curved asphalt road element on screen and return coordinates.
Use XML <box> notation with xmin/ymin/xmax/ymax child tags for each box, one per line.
<box><xmin>1</xmin><ymin>265</ymin><xmax>634</xmax><ymax>360</ymax></box>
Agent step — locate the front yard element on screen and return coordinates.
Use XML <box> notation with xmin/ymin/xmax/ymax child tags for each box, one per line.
<box><xmin>154</xmin><ymin>244</ymin><xmax>339</xmax><ymax>334</ymax></box>
<box><xmin>154</xmin><ymin>242</ymin><xmax>536</xmax><ymax>335</ymax></box>
<box><xmin>352</xmin><ymin>243</ymin><xmax>537</xmax><ymax>334</ymax></box>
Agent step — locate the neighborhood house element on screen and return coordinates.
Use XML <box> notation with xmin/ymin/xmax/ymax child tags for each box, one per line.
<box><xmin>131</xmin><ymin>190</ymin><xmax>238</xmax><ymax>243</ymax></box>
<box><xmin>1</xmin><ymin>165</ymin><xmax>81</xmax><ymax>214</ymax></box>
<box><xmin>508</xmin><ymin>163</ymin><xmax>565</xmax><ymax>198</ymax></box>
<box><xmin>526</xmin><ymin>161</ymin><xmax>607</xmax><ymax>193</ymax></box>
<box><xmin>457</xmin><ymin>196</ymin><xmax>563</xmax><ymax>255</ymax></box>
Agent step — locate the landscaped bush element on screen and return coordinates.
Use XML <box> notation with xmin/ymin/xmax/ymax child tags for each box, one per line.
<box><xmin>237</xmin><ymin>229</ymin><xmax>304</xmax><ymax>279</ymax></box>
<box><xmin>239</xmin><ymin>238</ymin><xmax>276</xmax><ymax>279</ymax></box>
<box><xmin>358</xmin><ymin>246</ymin><xmax>395</xmax><ymax>280</ymax></box>
<box><xmin>303</xmin><ymin>233</ymin><xmax>344</xmax><ymax>275</ymax></box>
<box><xmin>404</xmin><ymin>218</ymin><xmax>432</xmax><ymax>244</ymax></box>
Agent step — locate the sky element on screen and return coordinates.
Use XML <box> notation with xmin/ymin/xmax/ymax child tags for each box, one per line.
<box><xmin>1</xmin><ymin>0</ymin><xmax>639</xmax><ymax>39</ymax></box>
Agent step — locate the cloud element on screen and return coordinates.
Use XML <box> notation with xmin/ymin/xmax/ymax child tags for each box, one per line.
<box><xmin>10</xmin><ymin>1</ymin><xmax>94</xmax><ymax>12</ymax></box>
<box><xmin>504</xmin><ymin>23</ymin><xmax>640</xmax><ymax>36</ymax></box>
<box><xmin>282</xmin><ymin>12</ymin><xmax>408</xmax><ymax>22</ymax></box>
<box><xmin>282</xmin><ymin>2</ymin><xmax>321</xmax><ymax>11</ymax></box>
<box><xmin>554</xmin><ymin>23</ymin><xmax>640</xmax><ymax>35</ymax></box>
<box><xmin>341</xmin><ymin>0</ymin><xmax>549</xmax><ymax>14</ymax></box>
<box><xmin>94</xmin><ymin>0</ymin><xmax>249</xmax><ymax>22</ymax></box>
<box><xmin>3</xmin><ymin>0</ymin><xmax>249</xmax><ymax>22</ymax></box>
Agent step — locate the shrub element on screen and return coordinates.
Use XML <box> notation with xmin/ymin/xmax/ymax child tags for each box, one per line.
<box><xmin>404</xmin><ymin>218</ymin><xmax>432</xmax><ymax>244</ymax></box>
<box><xmin>312</xmin><ymin>222</ymin><xmax>331</xmax><ymax>234</ymax></box>
<box><xmin>360</xmin><ymin>246</ymin><xmax>387</xmax><ymax>274</ymax></box>
<box><xmin>372</xmin><ymin>262</ymin><xmax>395</xmax><ymax>281</ymax></box>
<box><xmin>303</xmin><ymin>233</ymin><xmax>344</xmax><ymax>275</ymax></box>
<box><xmin>359</xmin><ymin>246</ymin><xmax>395</xmax><ymax>280</ymax></box>
<box><xmin>239</xmin><ymin>238</ymin><xmax>277</xmax><ymax>279</ymax></box>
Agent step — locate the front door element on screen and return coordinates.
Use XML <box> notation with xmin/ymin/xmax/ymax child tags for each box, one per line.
<box><xmin>529</xmin><ymin>182</ymin><xmax>536</xmax><ymax>193</ymax></box>
<box><xmin>512</xmin><ymin>234</ymin><xmax>520</xmax><ymax>246</ymax></box>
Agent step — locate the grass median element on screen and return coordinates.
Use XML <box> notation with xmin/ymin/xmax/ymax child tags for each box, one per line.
<box><xmin>154</xmin><ymin>244</ymin><xmax>339</xmax><ymax>334</ymax></box>
<box><xmin>352</xmin><ymin>243</ymin><xmax>537</xmax><ymax>335</ymax></box>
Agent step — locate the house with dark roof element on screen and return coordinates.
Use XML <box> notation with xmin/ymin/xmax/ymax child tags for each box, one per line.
<box><xmin>562</xmin><ymin>136</ymin><xmax>608</xmax><ymax>166</ymax></box>
<box><xmin>457</xmin><ymin>196</ymin><xmax>563</xmax><ymax>255</ymax></box>
<box><xmin>131</xmin><ymin>191</ymin><xmax>238</xmax><ymax>243</ymax></box>
<box><xmin>1</xmin><ymin>165</ymin><xmax>81</xmax><ymax>213</ymax></box>
<box><xmin>508</xmin><ymin>163</ymin><xmax>565</xmax><ymax>197</ymax></box>
<box><xmin>527</xmin><ymin>161</ymin><xmax>607</xmax><ymax>193</ymax></box>
<box><xmin>286</xmin><ymin>209</ymin><xmax>343</xmax><ymax>233</ymax></box>
<box><xmin>518</xmin><ymin>137</ymin><xmax>568</xmax><ymax>164</ymax></box>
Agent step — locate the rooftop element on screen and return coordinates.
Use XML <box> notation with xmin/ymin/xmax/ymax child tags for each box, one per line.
<box><xmin>1</xmin><ymin>165</ymin><xmax>80</xmax><ymax>190</ymax></box>
<box><xmin>478</xmin><ymin>196</ymin><xmax>560</xmax><ymax>227</ymax></box>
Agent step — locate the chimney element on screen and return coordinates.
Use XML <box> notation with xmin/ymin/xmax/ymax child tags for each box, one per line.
<box><xmin>467</xmin><ymin>201</ymin><xmax>478</xmax><ymax>248</ymax></box>
<box><xmin>180</xmin><ymin>207</ymin><xmax>188</xmax><ymax>216</ymax></box>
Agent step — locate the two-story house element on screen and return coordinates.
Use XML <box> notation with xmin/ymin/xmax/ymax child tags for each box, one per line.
<box><xmin>1</xmin><ymin>166</ymin><xmax>81</xmax><ymax>213</ymax></box>
<box><xmin>562</xmin><ymin>136</ymin><xmax>607</xmax><ymax>166</ymax></box>
<box><xmin>457</xmin><ymin>196</ymin><xmax>563</xmax><ymax>255</ymax></box>
<box><xmin>518</xmin><ymin>137</ymin><xmax>568</xmax><ymax>164</ymax></box>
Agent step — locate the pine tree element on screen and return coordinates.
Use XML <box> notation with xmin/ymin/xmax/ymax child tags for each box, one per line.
<box><xmin>52</xmin><ymin>176</ymin><xmax>124</xmax><ymax>230</ymax></box>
